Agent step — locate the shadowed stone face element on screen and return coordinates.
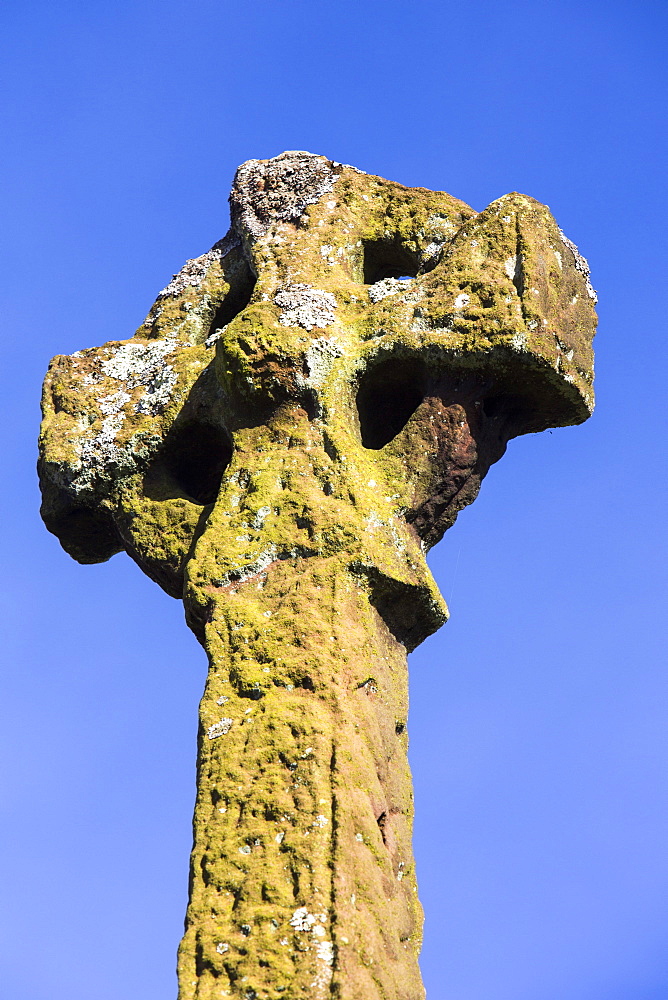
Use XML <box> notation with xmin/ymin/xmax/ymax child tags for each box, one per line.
<box><xmin>39</xmin><ymin>151</ymin><xmax>597</xmax><ymax>1000</ymax></box>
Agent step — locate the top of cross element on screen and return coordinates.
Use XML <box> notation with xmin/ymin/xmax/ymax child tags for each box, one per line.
<box><xmin>38</xmin><ymin>151</ymin><xmax>597</xmax><ymax>647</ymax></box>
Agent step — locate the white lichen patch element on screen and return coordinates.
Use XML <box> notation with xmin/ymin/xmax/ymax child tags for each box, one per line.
<box><xmin>389</xmin><ymin>521</ymin><xmax>407</xmax><ymax>553</ymax></box>
<box><xmin>99</xmin><ymin>390</ymin><xmax>131</xmax><ymax>415</ymax></box>
<box><xmin>289</xmin><ymin>906</ymin><xmax>328</xmax><ymax>932</ymax></box>
<box><xmin>207</xmin><ymin>718</ymin><xmax>234</xmax><ymax>740</ymax></box>
<box><xmin>314</xmin><ymin>939</ymin><xmax>334</xmax><ymax>960</ymax></box>
<box><xmin>289</xmin><ymin>901</ymin><xmax>334</xmax><ymax>992</ymax></box>
<box><xmin>504</xmin><ymin>256</ymin><xmax>519</xmax><ymax>281</ymax></box>
<box><xmin>77</xmin><ymin>413</ymin><xmax>127</xmax><ymax>484</ymax></box>
<box><xmin>275</xmin><ymin>284</ymin><xmax>337</xmax><ymax>331</ymax></box>
<box><xmin>311</xmin><ymin>938</ymin><xmax>334</xmax><ymax>996</ymax></box>
<box><xmin>454</xmin><ymin>293</ymin><xmax>470</xmax><ymax>309</ymax></box>
<box><xmin>57</xmin><ymin>405</ymin><xmax>163</xmax><ymax>496</ymax></box>
<box><xmin>135</xmin><ymin>367</ymin><xmax>179</xmax><ymax>415</ymax></box>
<box><xmin>423</xmin><ymin>240</ymin><xmax>446</xmax><ymax>262</ymax></box>
<box><xmin>368</xmin><ymin>277</ymin><xmax>413</xmax><ymax>303</ymax></box>
<box><xmin>100</xmin><ymin>340</ymin><xmax>180</xmax><ymax>416</ymax></box>
<box><xmin>232</xmin><ymin>151</ymin><xmax>338</xmax><ymax>239</ymax></box>
<box><xmin>427</xmin><ymin>213</ymin><xmax>457</xmax><ymax>233</ymax></box>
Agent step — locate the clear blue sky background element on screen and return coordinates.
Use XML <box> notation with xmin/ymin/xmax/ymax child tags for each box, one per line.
<box><xmin>2</xmin><ymin>2</ymin><xmax>667</xmax><ymax>998</ymax></box>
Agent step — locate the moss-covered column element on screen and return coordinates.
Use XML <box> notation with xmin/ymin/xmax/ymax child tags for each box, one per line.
<box><xmin>176</xmin><ymin>405</ymin><xmax>428</xmax><ymax>999</ymax></box>
<box><xmin>179</xmin><ymin>559</ymin><xmax>419</xmax><ymax>1000</ymax></box>
<box><xmin>38</xmin><ymin>151</ymin><xmax>597</xmax><ymax>1000</ymax></box>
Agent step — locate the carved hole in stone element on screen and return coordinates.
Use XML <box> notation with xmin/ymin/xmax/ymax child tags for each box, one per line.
<box><xmin>207</xmin><ymin>257</ymin><xmax>256</xmax><ymax>338</ymax></box>
<box><xmin>356</xmin><ymin>358</ymin><xmax>425</xmax><ymax>449</ymax></box>
<box><xmin>144</xmin><ymin>422</ymin><xmax>233</xmax><ymax>505</ymax></box>
<box><xmin>362</xmin><ymin>237</ymin><xmax>421</xmax><ymax>284</ymax></box>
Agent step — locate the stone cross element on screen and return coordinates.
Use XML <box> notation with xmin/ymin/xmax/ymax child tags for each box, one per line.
<box><xmin>39</xmin><ymin>151</ymin><xmax>597</xmax><ymax>1000</ymax></box>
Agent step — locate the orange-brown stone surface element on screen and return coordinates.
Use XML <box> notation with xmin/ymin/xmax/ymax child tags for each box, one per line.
<box><xmin>39</xmin><ymin>151</ymin><xmax>597</xmax><ymax>999</ymax></box>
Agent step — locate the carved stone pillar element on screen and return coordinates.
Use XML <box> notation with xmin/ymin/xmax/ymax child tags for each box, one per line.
<box><xmin>39</xmin><ymin>151</ymin><xmax>597</xmax><ymax>999</ymax></box>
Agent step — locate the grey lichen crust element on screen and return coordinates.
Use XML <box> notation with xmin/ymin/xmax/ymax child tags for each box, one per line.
<box><xmin>275</xmin><ymin>284</ymin><xmax>338</xmax><ymax>330</ymax></box>
<box><xmin>38</xmin><ymin>150</ymin><xmax>597</xmax><ymax>1000</ymax></box>
<box><xmin>231</xmin><ymin>150</ymin><xmax>338</xmax><ymax>239</ymax></box>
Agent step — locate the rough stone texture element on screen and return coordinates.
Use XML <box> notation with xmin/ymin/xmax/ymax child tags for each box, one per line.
<box><xmin>38</xmin><ymin>151</ymin><xmax>597</xmax><ymax>999</ymax></box>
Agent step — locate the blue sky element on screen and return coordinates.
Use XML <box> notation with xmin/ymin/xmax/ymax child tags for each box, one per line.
<box><xmin>2</xmin><ymin>1</ymin><xmax>667</xmax><ymax>998</ymax></box>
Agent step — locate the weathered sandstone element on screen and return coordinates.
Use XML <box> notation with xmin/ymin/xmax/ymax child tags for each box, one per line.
<box><xmin>39</xmin><ymin>151</ymin><xmax>596</xmax><ymax>999</ymax></box>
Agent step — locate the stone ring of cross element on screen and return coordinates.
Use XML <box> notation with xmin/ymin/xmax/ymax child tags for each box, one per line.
<box><xmin>39</xmin><ymin>151</ymin><xmax>596</xmax><ymax>1000</ymax></box>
